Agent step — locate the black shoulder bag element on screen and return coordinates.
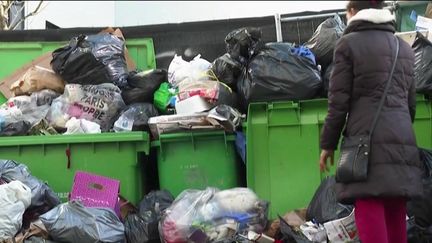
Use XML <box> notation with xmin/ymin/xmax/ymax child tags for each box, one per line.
<box><xmin>336</xmin><ymin>37</ymin><xmax>400</xmax><ymax>183</ymax></box>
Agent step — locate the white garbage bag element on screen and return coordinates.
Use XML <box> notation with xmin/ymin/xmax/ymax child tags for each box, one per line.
<box><xmin>0</xmin><ymin>180</ymin><xmax>32</xmax><ymax>241</ymax></box>
<box><xmin>64</xmin><ymin>117</ymin><xmax>101</xmax><ymax>134</ymax></box>
<box><xmin>167</xmin><ymin>54</ymin><xmax>212</xmax><ymax>88</ymax></box>
<box><xmin>46</xmin><ymin>83</ymin><xmax>125</xmax><ymax>131</ymax></box>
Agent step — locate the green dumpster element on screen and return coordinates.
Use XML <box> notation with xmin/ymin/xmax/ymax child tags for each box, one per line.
<box><xmin>0</xmin><ymin>132</ymin><xmax>150</xmax><ymax>204</ymax></box>
<box><xmin>0</xmin><ymin>38</ymin><xmax>156</xmax><ymax>104</ymax></box>
<box><xmin>247</xmin><ymin>96</ymin><xmax>432</xmax><ymax>219</ymax></box>
<box><xmin>152</xmin><ymin>131</ymin><xmax>241</xmax><ymax>196</ymax></box>
<box><xmin>247</xmin><ymin>101</ymin><xmax>322</xmax><ymax>219</ymax></box>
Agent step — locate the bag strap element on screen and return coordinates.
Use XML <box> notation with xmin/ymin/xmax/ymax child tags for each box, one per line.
<box><xmin>369</xmin><ymin>37</ymin><xmax>400</xmax><ymax>139</ymax></box>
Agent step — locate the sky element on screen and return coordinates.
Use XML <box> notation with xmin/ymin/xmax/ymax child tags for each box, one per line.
<box><xmin>24</xmin><ymin>1</ymin><xmax>348</xmax><ymax>29</ymax></box>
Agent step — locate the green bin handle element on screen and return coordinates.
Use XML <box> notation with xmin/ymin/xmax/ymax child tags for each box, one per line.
<box><xmin>155</xmin><ymin>131</ymin><xmax>234</xmax><ymax>161</ymax></box>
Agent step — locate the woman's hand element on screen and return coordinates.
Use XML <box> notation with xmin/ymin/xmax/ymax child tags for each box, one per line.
<box><xmin>319</xmin><ymin>149</ymin><xmax>335</xmax><ymax>172</ymax></box>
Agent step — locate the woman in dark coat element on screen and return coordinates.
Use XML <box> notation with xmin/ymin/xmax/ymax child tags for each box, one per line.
<box><xmin>319</xmin><ymin>1</ymin><xmax>423</xmax><ymax>242</ymax></box>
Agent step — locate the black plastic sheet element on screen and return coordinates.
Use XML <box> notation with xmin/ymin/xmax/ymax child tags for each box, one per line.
<box><xmin>413</xmin><ymin>32</ymin><xmax>432</xmax><ymax>95</ymax></box>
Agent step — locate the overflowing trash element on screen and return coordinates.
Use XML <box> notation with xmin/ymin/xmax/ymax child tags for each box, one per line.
<box><xmin>64</xmin><ymin>117</ymin><xmax>101</xmax><ymax>134</ymax></box>
<box><xmin>114</xmin><ymin>103</ymin><xmax>159</xmax><ymax>132</ymax></box>
<box><xmin>51</xmin><ymin>33</ymin><xmax>129</xmax><ymax>88</ymax></box>
<box><xmin>407</xmin><ymin>148</ymin><xmax>432</xmax><ymax>243</ymax></box>
<box><xmin>0</xmin><ymin>181</ymin><xmax>31</xmax><ymax>241</ymax></box>
<box><xmin>122</xmin><ymin>69</ymin><xmax>168</xmax><ymax>105</ymax></box>
<box><xmin>237</xmin><ymin>42</ymin><xmax>322</xmax><ymax>109</ymax></box>
<box><xmin>125</xmin><ymin>190</ymin><xmax>175</xmax><ymax>243</ymax></box>
<box><xmin>0</xmin><ymin>10</ymin><xmax>430</xmax><ymax>243</ymax></box>
<box><xmin>306</xmin><ymin>176</ymin><xmax>353</xmax><ymax>225</ymax></box>
<box><xmin>40</xmin><ymin>200</ymin><xmax>125</xmax><ymax>243</ymax></box>
<box><xmin>10</xmin><ymin>66</ymin><xmax>65</xmax><ymax>96</ymax></box>
<box><xmin>304</xmin><ymin>15</ymin><xmax>345</xmax><ymax>72</ymax></box>
<box><xmin>159</xmin><ymin>187</ymin><xmax>269</xmax><ymax>243</ymax></box>
<box><xmin>153</xmin><ymin>82</ymin><xmax>177</xmax><ymax>113</ymax></box>
<box><xmin>30</xmin><ymin>89</ymin><xmax>61</xmax><ymax>107</ymax></box>
<box><xmin>47</xmin><ymin>83</ymin><xmax>125</xmax><ymax>132</ymax></box>
<box><xmin>265</xmin><ymin>175</ymin><xmax>361</xmax><ymax>243</ymax></box>
<box><xmin>0</xmin><ymin>160</ymin><xmax>61</xmax><ymax>224</ymax></box>
<box><xmin>168</xmin><ymin>55</ymin><xmax>212</xmax><ymax>88</ymax></box>
<box><xmin>323</xmin><ymin>211</ymin><xmax>358</xmax><ymax>243</ymax></box>
<box><xmin>225</xmin><ymin>27</ymin><xmax>263</xmax><ymax>65</ymax></box>
<box><xmin>211</xmin><ymin>53</ymin><xmax>243</xmax><ymax>91</ymax></box>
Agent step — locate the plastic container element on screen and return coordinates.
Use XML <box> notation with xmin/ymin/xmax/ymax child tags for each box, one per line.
<box><xmin>0</xmin><ymin>132</ymin><xmax>150</xmax><ymax>204</ymax></box>
<box><xmin>247</xmin><ymin>96</ymin><xmax>432</xmax><ymax>219</ymax></box>
<box><xmin>246</xmin><ymin>101</ymin><xmax>322</xmax><ymax>219</ymax></box>
<box><xmin>152</xmin><ymin>131</ymin><xmax>241</xmax><ymax>196</ymax></box>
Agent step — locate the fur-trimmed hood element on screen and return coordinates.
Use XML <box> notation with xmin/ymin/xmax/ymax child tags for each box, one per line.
<box><xmin>344</xmin><ymin>8</ymin><xmax>396</xmax><ymax>35</ymax></box>
<box><xmin>348</xmin><ymin>8</ymin><xmax>395</xmax><ymax>25</ymax></box>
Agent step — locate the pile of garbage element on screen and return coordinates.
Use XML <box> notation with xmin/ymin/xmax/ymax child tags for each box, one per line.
<box><xmin>6</xmin><ymin>150</ymin><xmax>431</xmax><ymax>243</ymax></box>
<box><xmin>159</xmin><ymin>187</ymin><xmax>268</xmax><ymax>243</ymax></box>
<box><xmin>0</xmin><ymin>14</ymin><xmax>373</xmax><ymax>138</ymax></box>
<box><xmin>260</xmin><ymin>175</ymin><xmax>357</xmax><ymax>243</ymax></box>
<box><xmin>0</xmin><ymin>159</ymin><xmax>270</xmax><ymax>243</ymax></box>
<box><xmin>259</xmin><ymin>147</ymin><xmax>432</xmax><ymax>243</ymax></box>
<box><xmin>0</xmin><ymin>29</ymin><xmax>244</xmax><ymax>138</ymax></box>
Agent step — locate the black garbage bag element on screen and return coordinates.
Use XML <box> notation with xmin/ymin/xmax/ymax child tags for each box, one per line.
<box><xmin>0</xmin><ymin>160</ymin><xmax>61</xmax><ymax>226</ymax></box>
<box><xmin>40</xmin><ymin>201</ymin><xmax>125</xmax><ymax>243</ymax></box>
<box><xmin>127</xmin><ymin>69</ymin><xmax>167</xmax><ymax>89</ymax></box>
<box><xmin>225</xmin><ymin>27</ymin><xmax>263</xmax><ymax>65</ymax></box>
<box><xmin>215</xmin><ymin>83</ymin><xmax>240</xmax><ymax>110</ymax></box>
<box><xmin>51</xmin><ymin>33</ymin><xmax>128</xmax><ymax>87</ymax></box>
<box><xmin>113</xmin><ymin>103</ymin><xmax>159</xmax><ymax>132</ymax></box>
<box><xmin>321</xmin><ymin>62</ymin><xmax>334</xmax><ymax>97</ymax></box>
<box><xmin>211</xmin><ymin>53</ymin><xmax>243</xmax><ymax>90</ymax></box>
<box><xmin>277</xmin><ymin>216</ymin><xmax>312</xmax><ymax>243</ymax></box>
<box><xmin>408</xmin><ymin>148</ymin><xmax>432</xmax><ymax>228</ymax></box>
<box><xmin>30</xmin><ymin>89</ymin><xmax>61</xmax><ymax>106</ymax></box>
<box><xmin>407</xmin><ymin>216</ymin><xmax>432</xmax><ymax>243</ymax></box>
<box><xmin>237</xmin><ymin>42</ymin><xmax>322</xmax><ymax>109</ymax></box>
<box><xmin>138</xmin><ymin>190</ymin><xmax>174</xmax><ymax>213</ymax></box>
<box><xmin>121</xmin><ymin>87</ymin><xmax>149</xmax><ymax>106</ymax></box>
<box><xmin>306</xmin><ymin>176</ymin><xmax>353</xmax><ymax>224</ymax></box>
<box><xmin>0</xmin><ymin>121</ymin><xmax>31</xmax><ymax>136</ymax></box>
<box><xmin>125</xmin><ymin>190</ymin><xmax>174</xmax><ymax>243</ymax></box>
<box><xmin>413</xmin><ymin>32</ymin><xmax>432</xmax><ymax>95</ymax></box>
<box><xmin>121</xmin><ymin>69</ymin><xmax>167</xmax><ymax>105</ymax></box>
<box><xmin>125</xmin><ymin>213</ymin><xmax>159</xmax><ymax>243</ymax></box>
<box><xmin>304</xmin><ymin>15</ymin><xmax>345</xmax><ymax>71</ymax></box>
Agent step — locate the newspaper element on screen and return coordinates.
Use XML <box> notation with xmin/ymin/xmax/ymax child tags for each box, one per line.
<box><xmin>323</xmin><ymin>210</ymin><xmax>359</xmax><ymax>243</ymax></box>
